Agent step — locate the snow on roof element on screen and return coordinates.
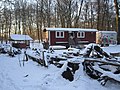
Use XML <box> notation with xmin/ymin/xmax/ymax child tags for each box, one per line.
<box><xmin>45</xmin><ymin>28</ymin><xmax>98</xmax><ymax>32</ymax></box>
<box><xmin>98</xmin><ymin>31</ymin><xmax>117</xmax><ymax>34</ymax></box>
<box><xmin>10</xmin><ymin>34</ymin><xmax>33</xmax><ymax>41</ymax></box>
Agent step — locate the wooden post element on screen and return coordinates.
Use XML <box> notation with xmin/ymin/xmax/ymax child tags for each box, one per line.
<box><xmin>18</xmin><ymin>54</ymin><xmax>21</xmax><ymax>67</ymax></box>
<box><xmin>42</xmin><ymin>51</ymin><xmax>45</xmax><ymax>63</ymax></box>
<box><xmin>42</xmin><ymin>50</ymin><xmax>48</xmax><ymax>67</ymax></box>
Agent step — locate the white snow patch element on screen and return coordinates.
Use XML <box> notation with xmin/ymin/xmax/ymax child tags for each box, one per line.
<box><xmin>0</xmin><ymin>44</ymin><xmax>120</xmax><ymax>90</ymax></box>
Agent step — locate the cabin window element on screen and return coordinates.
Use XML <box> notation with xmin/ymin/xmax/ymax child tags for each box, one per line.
<box><xmin>77</xmin><ymin>32</ymin><xmax>85</xmax><ymax>38</ymax></box>
<box><xmin>57</xmin><ymin>32</ymin><xmax>59</xmax><ymax>36</ymax></box>
<box><xmin>56</xmin><ymin>31</ymin><xmax>64</xmax><ymax>38</ymax></box>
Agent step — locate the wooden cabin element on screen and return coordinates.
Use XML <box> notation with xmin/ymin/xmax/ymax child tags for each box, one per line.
<box><xmin>44</xmin><ymin>28</ymin><xmax>98</xmax><ymax>47</ymax></box>
<box><xmin>10</xmin><ymin>34</ymin><xmax>33</xmax><ymax>48</ymax></box>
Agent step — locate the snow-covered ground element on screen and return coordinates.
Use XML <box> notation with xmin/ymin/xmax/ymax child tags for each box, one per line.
<box><xmin>102</xmin><ymin>45</ymin><xmax>120</xmax><ymax>53</ymax></box>
<box><xmin>0</xmin><ymin>45</ymin><xmax>120</xmax><ymax>90</ymax></box>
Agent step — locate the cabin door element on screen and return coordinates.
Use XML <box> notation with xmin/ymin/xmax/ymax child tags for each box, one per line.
<box><xmin>68</xmin><ymin>31</ymin><xmax>76</xmax><ymax>47</ymax></box>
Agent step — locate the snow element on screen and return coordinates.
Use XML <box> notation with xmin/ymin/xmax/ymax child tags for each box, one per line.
<box><xmin>45</xmin><ymin>28</ymin><xmax>98</xmax><ymax>32</ymax></box>
<box><xmin>93</xmin><ymin>65</ymin><xmax>120</xmax><ymax>82</ymax></box>
<box><xmin>10</xmin><ymin>34</ymin><xmax>33</xmax><ymax>41</ymax></box>
<box><xmin>30</xmin><ymin>42</ymin><xmax>43</xmax><ymax>49</ymax></box>
<box><xmin>102</xmin><ymin>45</ymin><xmax>120</xmax><ymax>54</ymax></box>
<box><xmin>98</xmin><ymin>31</ymin><xmax>117</xmax><ymax>34</ymax></box>
<box><xmin>81</xmin><ymin>43</ymin><xmax>99</xmax><ymax>55</ymax></box>
<box><xmin>0</xmin><ymin>44</ymin><xmax>120</xmax><ymax>90</ymax></box>
<box><xmin>49</xmin><ymin>45</ymin><xmax>66</xmax><ymax>50</ymax></box>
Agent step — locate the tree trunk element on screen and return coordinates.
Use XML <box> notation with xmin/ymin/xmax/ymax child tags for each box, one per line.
<box><xmin>74</xmin><ymin>0</ymin><xmax>83</xmax><ymax>28</ymax></box>
<box><xmin>97</xmin><ymin>0</ymin><xmax>100</xmax><ymax>30</ymax></box>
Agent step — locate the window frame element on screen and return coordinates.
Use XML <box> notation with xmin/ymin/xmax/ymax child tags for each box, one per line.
<box><xmin>56</xmin><ymin>31</ymin><xmax>64</xmax><ymax>38</ymax></box>
<box><xmin>77</xmin><ymin>32</ymin><xmax>85</xmax><ymax>38</ymax></box>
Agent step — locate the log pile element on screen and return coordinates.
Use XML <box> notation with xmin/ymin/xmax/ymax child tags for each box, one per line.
<box><xmin>82</xmin><ymin>44</ymin><xmax>120</xmax><ymax>86</ymax></box>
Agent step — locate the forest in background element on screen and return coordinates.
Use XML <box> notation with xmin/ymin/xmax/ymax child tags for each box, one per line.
<box><xmin>0</xmin><ymin>0</ymin><xmax>119</xmax><ymax>42</ymax></box>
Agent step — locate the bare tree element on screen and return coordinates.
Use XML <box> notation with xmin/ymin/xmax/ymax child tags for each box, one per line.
<box><xmin>97</xmin><ymin>0</ymin><xmax>100</xmax><ymax>30</ymax></box>
<box><xmin>74</xmin><ymin>0</ymin><xmax>84</xmax><ymax>28</ymax></box>
<box><xmin>114</xmin><ymin>0</ymin><xmax>120</xmax><ymax>43</ymax></box>
<box><xmin>0</xmin><ymin>0</ymin><xmax>118</xmax><ymax>43</ymax></box>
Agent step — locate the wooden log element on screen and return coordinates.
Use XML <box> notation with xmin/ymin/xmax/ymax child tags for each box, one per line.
<box><xmin>93</xmin><ymin>65</ymin><xmax>120</xmax><ymax>82</ymax></box>
<box><xmin>84</xmin><ymin>58</ymin><xmax>120</xmax><ymax>67</ymax></box>
<box><xmin>84</xmin><ymin>58</ymin><xmax>120</xmax><ymax>85</ymax></box>
<box><xmin>26</xmin><ymin>52</ymin><xmax>48</xmax><ymax>67</ymax></box>
<box><xmin>110</xmin><ymin>52</ymin><xmax>120</xmax><ymax>57</ymax></box>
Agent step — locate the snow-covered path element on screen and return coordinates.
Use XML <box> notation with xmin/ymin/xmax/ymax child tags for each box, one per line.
<box><xmin>0</xmin><ymin>45</ymin><xmax>120</xmax><ymax>90</ymax></box>
<box><xmin>0</xmin><ymin>54</ymin><xmax>22</xmax><ymax>90</ymax></box>
<box><xmin>0</xmin><ymin>54</ymin><xmax>60</xmax><ymax>90</ymax></box>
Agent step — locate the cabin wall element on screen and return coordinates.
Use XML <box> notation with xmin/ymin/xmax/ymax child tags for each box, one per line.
<box><xmin>12</xmin><ymin>41</ymin><xmax>30</xmax><ymax>48</ymax></box>
<box><xmin>49</xmin><ymin>31</ymin><xmax>96</xmax><ymax>46</ymax></box>
<box><xmin>77</xmin><ymin>32</ymin><xmax>96</xmax><ymax>43</ymax></box>
<box><xmin>12</xmin><ymin>43</ymin><xmax>27</xmax><ymax>48</ymax></box>
<box><xmin>50</xmin><ymin>31</ymin><xmax>68</xmax><ymax>45</ymax></box>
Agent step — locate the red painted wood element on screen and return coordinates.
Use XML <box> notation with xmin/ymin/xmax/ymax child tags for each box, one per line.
<box><xmin>77</xmin><ymin>32</ymin><xmax>96</xmax><ymax>43</ymax></box>
<box><xmin>50</xmin><ymin>31</ymin><xmax>68</xmax><ymax>45</ymax></box>
<box><xmin>49</xmin><ymin>31</ymin><xmax>96</xmax><ymax>45</ymax></box>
